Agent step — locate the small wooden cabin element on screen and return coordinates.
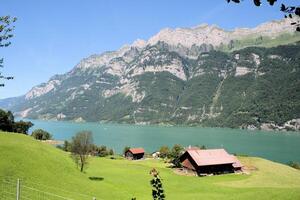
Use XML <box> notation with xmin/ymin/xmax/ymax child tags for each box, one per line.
<box><xmin>125</xmin><ymin>148</ymin><xmax>145</xmax><ymax>160</ymax></box>
<box><xmin>180</xmin><ymin>148</ymin><xmax>242</xmax><ymax>175</ymax></box>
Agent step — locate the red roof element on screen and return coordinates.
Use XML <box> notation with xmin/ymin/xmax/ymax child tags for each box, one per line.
<box><xmin>128</xmin><ymin>148</ymin><xmax>145</xmax><ymax>154</ymax></box>
<box><xmin>185</xmin><ymin>148</ymin><xmax>242</xmax><ymax>167</ymax></box>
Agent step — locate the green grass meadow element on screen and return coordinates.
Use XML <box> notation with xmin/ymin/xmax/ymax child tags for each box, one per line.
<box><xmin>0</xmin><ymin>132</ymin><xmax>300</xmax><ymax>200</ymax></box>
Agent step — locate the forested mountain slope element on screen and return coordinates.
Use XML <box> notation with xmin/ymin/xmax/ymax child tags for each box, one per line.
<box><xmin>1</xmin><ymin>19</ymin><xmax>300</xmax><ymax>130</ymax></box>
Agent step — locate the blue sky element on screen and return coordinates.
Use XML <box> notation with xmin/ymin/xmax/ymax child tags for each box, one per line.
<box><xmin>0</xmin><ymin>0</ymin><xmax>297</xmax><ymax>98</ymax></box>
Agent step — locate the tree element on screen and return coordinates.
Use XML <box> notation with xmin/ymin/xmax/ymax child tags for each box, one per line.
<box><xmin>90</xmin><ymin>144</ymin><xmax>114</xmax><ymax>157</ymax></box>
<box><xmin>123</xmin><ymin>146</ymin><xmax>131</xmax><ymax>156</ymax></box>
<box><xmin>150</xmin><ymin>168</ymin><xmax>165</xmax><ymax>200</ymax></box>
<box><xmin>70</xmin><ymin>131</ymin><xmax>93</xmax><ymax>172</ymax></box>
<box><xmin>0</xmin><ymin>109</ymin><xmax>13</xmax><ymax>131</ymax></box>
<box><xmin>287</xmin><ymin>161</ymin><xmax>300</xmax><ymax>170</ymax></box>
<box><xmin>61</xmin><ymin>140</ymin><xmax>72</xmax><ymax>152</ymax></box>
<box><xmin>0</xmin><ymin>109</ymin><xmax>33</xmax><ymax>134</ymax></box>
<box><xmin>226</xmin><ymin>0</ymin><xmax>300</xmax><ymax>31</ymax></box>
<box><xmin>195</xmin><ymin>144</ymin><xmax>207</xmax><ymax>150</ymax></box>
<box><xmin>159</xmin><ymin>146</ymin><xmax>170</xmax><ymax>158</ymax></box>
<box><xmin>170</xmin><ymin>144</ymin><xmax>184</xmax><ymax>167</ymax></box>
<box><xmin>0</xmin><ymin>16</ymin><xmax>17</xmax><ymax>87</ymax></box>
<box><xmin>13</xmin><ymin>120</ymin><xmax>33</xmax><ymax>134</ymax></box>
<box><xmin>31</xmin><ymin>129</ymin><xmax>52</xmax><ymax>140</ymax></box>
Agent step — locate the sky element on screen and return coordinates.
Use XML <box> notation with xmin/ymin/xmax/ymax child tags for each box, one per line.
<box><xmin>0</xmin><ymin>0</ymin><xmax>297</xmax><ymax>98</ymax></box>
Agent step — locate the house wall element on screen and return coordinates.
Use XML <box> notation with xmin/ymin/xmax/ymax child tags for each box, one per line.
<box><xmin>197</xmin><ymin>164</ymin><xmax>234</xmax><ymax>175</ymax></box>
<box><xmin>125</xmin><ymin>151</ymin><xmax>144</xmax><ymax>160</ymax></box>
<box><xmin>182</xmin><ymin>158</ymin><xmax>196</xmax><ymax>170</ymax></box>
<box><xmin>125</xmin><ymin>151</ymin><xmax>133</xmax><ymax>159</ymax></box>
<box><xmin>133</xmin><ymin>153</ymin><xmax>144</xmax><ymax>160</ymax></box>
<box><xmin>180</xmin><ymin>152</ymin><xmax>198</xmax><ymax>171</ymax></box>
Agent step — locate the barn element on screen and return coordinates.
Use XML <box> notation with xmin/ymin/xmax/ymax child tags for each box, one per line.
<box><xmin>125</xmin><ymin>148</ymin><xmax>145</xmax><ymax>160</ymax></box>
<box><xmin>179</xmin><ymin>147</ymin><xmax>242</xmax><ymax>175</ymax></box>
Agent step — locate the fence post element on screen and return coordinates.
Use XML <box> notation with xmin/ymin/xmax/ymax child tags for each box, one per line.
<box><xmin>16</xmin><ymin>179</ymin><xmax>20</xmax><ymax>200</ymax></box>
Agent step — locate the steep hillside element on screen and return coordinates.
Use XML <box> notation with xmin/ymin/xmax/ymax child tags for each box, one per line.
<box><xmin>1</xmin><ymin>132</ymin><xmax>300</xmax><ymax>200</ymax></box>
<box><xmin>1</xmin><ymin>19</ymin><xmax>300</xmax><ymax>130</ymax></box>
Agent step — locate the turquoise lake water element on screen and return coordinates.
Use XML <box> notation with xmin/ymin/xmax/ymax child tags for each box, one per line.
<box><xmin>27</xmin><ymin>119</ymin><xmax>300</xmax><ymax>164</ymax></box>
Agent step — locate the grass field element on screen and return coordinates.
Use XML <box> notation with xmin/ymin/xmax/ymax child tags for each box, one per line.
<box><xmin>1</xmin><ymin>132</ymin><xmax>300</xmax><ymax>200</ymax></box>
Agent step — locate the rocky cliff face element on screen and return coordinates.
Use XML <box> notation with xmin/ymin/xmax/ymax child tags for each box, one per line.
<box><xmin>1</xmin><ymin>19</ymin><xmax>300</xmax><ymax>131</ymax></box>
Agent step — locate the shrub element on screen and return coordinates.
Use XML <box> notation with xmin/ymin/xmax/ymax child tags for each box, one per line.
<box><xmin>159</xmin><ymin>146</ymin><xmax>170</xmax><ymax>158</ymax></box>
<box><xmin>0</xmin><ymin>109</ymin><xmax>33</xmax><ymax>134</ymax></box>
<box><xmin>123</xmin><ymin>146</ymin><xmax>130</xmax><ymax>155</ymax></box>
<box><xmin>90</xmin><ymin>144</ymin><xmax>114</xmax><ymax>157</ymax></box>
<box><xmin>61</xmin><ymin>140</ymin><xmax>72</xmax><ymax>152</ymax></box>
<box><xmin>287</xmin><ymin>161</ymin><xmax>300</xmax><ymax>170</ymax></box>
<box><xmin>31</xmin><ymin>129</ymin><xmax>52</xmax><ymax>140</ymax></box>
<box><xmin>170</xmin><ymin>144</ymin><xmax>184</xmax><ymax>167</ymax></box>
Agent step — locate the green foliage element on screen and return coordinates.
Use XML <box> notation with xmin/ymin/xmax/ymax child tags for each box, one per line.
<box><xmin>123</xmin><ymin>146</ymin><xmax>131</xmax><ymax>155</ymax></box>
<box><xmin>0</xmin><ymin>15</ymin><xmax>17</xmax><ymax>87</ymax></box>
<box><xmin>158</xmin><ymin>146</ymin><xmax>170</xmax><ymax>158</ymax></box>
<box><xmin>150</xmin><ymin>168</ymin><xmax>165</xmax><ymax>200</ymax></box>
<box><xmin>1</xmin><ymin>42</ymin><xmax>300</xmax><ymax>130</ymax></box>
<box><xmin>12</xmin><ymin>121</ymin><xmax>33</xmax><ymax>134</ymax></box>
<box><xmin>0</xmin><ymin>109</ymin><xmax>13</xmax><ymax>132</ymax></box>
<box><xmin>70</xmin><ymin>131</ymin><xmax>93</xmax><ymax>172</ymax></box>
<box><xmin>287</xmin><ymin>161</ymin><xmax>300</xmax><ymax>170</ymax></box>
<box><xmin>1</xmin><ymin>132</ymin><xmax>300</xmax><ymax>200</ymax></box>
<box><xmin>61</xmin><ymin>140</ymin><xmax>72</xmax><ymax>152</ymax></box>
<box><xmin>0</xmin><ymin>109</ymin><xmax>33</xmax><ymax>134</ymax></box>
<box><xmin>90</xmin><ymin>144</ymin><xmax>114</xmax><ymax>157</ymax></box>
<box><xmin>31</xmin><ymin>129</ymin><xmax>52</xmax><ymax>140</ymax></box>
<box><xmin>195</xmin><ymin>144</ymin><xmax>207</xmax><ymax>149</ymax></box>
<box><xmin>170</xmin><ymin>144</ymin><xmax>184</xmax><ymax>167</ymax></box>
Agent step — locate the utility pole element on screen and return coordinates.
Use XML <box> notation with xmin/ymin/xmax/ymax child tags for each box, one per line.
<box><xmin>16</xmin><ymin>179</ymin><xmax>20</xmax><ymax>200</ymax></box>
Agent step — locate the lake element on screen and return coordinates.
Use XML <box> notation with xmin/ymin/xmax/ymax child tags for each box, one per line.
<box><xmin>27</xmin><ymin>119</ymin><xmax>300</xmax><ymax>164</ymax></box>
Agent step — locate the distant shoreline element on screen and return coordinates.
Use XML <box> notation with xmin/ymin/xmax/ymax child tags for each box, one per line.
<box><xmin>19</xmin><ymin>117</ymin><xmax>300</xmax><ymax>134</ymax></box>
<box><xmin>41</xmin><ymin>139</ymin><xmax>64</xmax><ymax>145</ymax></box>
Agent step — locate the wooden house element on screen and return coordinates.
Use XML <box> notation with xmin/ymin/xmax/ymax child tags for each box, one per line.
<box><xmin>125</xmin><ymin>148</ymin><xmax>145</xmax><ymax>160</ymax></box>
<box><xmin>179</xmin><ymin>147</ymin><xmax>242</xmax><ymax>175</ymax></box>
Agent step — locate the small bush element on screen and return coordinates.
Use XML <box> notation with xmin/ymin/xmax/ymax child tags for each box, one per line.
<box><xmin>159</xmin><ymin>146</ymin><xmax>170</xmax><ymax>158</ymax></box>
<box><xmin>287</xmin><ymin>161</ymin><xmax>300</xmax><ymax>170</ymax></box>
<box><xmin>123</xmin><ymin>146</ymin><xmax>130</xmax><ymax>155</ymax></box>
<box><xmin>91</xmin><ymin>144</ymin><xmax>114</xmax><ymax>157</ymax></box>
<box><xmin>31</xmin><ymin>129</ymin><xmax>52</xmax><ymax>140</ymax></box>
<box><xmin>61</xmin><ymin>140</ymin><xmax>72</xmax><ymax>152</ymax></box>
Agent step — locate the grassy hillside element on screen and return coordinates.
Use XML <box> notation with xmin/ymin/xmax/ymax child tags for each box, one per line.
<box><xmin>0</xmin><ymin>132</ymin><xmax>300</xmax><ymax>200</ymax></box>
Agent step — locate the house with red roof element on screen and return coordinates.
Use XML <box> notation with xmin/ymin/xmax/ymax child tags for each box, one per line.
<box><xmin>125</xmin><ymin>148</ymin><xmax>145</xmax><ymax>160</ymax></box>
<box><xmin>179</xmin><ymin>147</ymin><xmax>243</xmax><ymax>175</ymax></box>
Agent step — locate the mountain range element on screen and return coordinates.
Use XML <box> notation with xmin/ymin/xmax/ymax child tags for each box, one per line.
<box><xmin>1</xmin><ymin>18</ymin><xmax>300</xmax><ymax>131</ymax></box>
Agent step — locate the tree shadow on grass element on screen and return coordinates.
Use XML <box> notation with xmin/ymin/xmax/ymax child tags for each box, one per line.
<box><xmin>89</xmin><ymin>176</ymin><xmax>104</xmax><ymax>181</ymax></box>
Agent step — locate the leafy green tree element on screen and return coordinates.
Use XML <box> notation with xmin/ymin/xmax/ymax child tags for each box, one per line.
<box><xmin>0</xmin><ymin>109</ymin><xmax>13</xmax><ymax>131</ymax></box>
<box><xmin>150</xmin><ymin>168</ymin><xmax>165</xmax><ymax>200</ymax></box>
<box><xmin>170</xmin><ymin>144</ymin><xmax>184</xmax><ymax>167</ymax></box>
<box><xmin>12</xmin><ymin>120</ymin><xmax>33</xmax><ymax>134</ymax></box>
<box><xmin>31</xmin><ymin>129</ymin><xmax>52</xmax><ymax>140</ymax></box>
<box><xmin>195</xmin><ymin>144</ymin><xmax>207</xmax><ymax>150</ymax></box>
<box><xmin>0</xmin><ymin>109</ymin><xmax>33</xmax><ymax>134</ymax></box>
<box><xmin>109</xmin><ymin>148</ymin><xmax>114</xmax><ymax>155</ymax></box>
<box><xmin>62</xmin><ymin>140</ymin><xmax>72</xmax><ymax>152</ymax></box>
<box><xmin>287</xmin><ymin>161</ymin><xmax>300</xmax><ymax>170</ymax></box>
<box><xmin>123</xmin><ymin>146</ymin><xmax>130</xmax><ymax>156</ymax></box>
<box><xmin>70</xmin><ymin>131</ymin><xmax>93</xmax><ymax>172</ymax></box>
<box><xmin>90</xmin><ymin>145</ymin><xmax>114</xmax><ymax>157</ymax></box>
<box><xmin>0</xmin><ymin>16</ymin><xmax>17</xmax><ymax>87</ymax></box>
<box><xmin>159</xmin><ymin>146</ymin><xmax>170</xmax><ymax>158</ymax></box>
